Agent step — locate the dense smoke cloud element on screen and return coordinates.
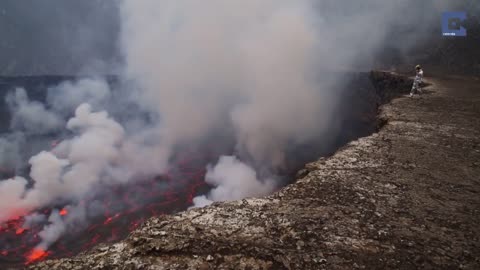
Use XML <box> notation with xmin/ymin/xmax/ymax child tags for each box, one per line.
<box><xmin>0</xmin><ymin>0</ymin><xmax>468</xmax><ymax>251</ymax></box>
<box><xmin>120</xmin><ymin>0</ymin><xmax>337</xmax><ymax>205</ymax></box>
<box><xmin>120</xmin><ymin>0</ymin><xmax>461</xmax><ymax>206</ymax></box>
<box><xmin>193</xmin><ymin>156</ymin><xmax>277</xmax><ymax>207</ymax></box>
<box><xmin>0</xmin><ymin>78</ymin><xmax>172</xmax><ymax>248</ymax></box>
<box><xmin>0</xmin><ymin>100</ymin><xmax>150</xmax><ymax>248</ymax></box>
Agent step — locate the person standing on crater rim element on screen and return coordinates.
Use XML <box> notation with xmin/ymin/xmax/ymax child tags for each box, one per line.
<box><xmin>410</xmin><ymin>64</ymin><xmax>424</xmax><ymax>97</ymax></box>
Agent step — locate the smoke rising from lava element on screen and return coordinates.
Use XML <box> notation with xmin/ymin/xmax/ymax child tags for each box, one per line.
<box><xmin>193</xmin><ymin>156</ymin><xmax>277</xmax><ymax>207</ymax></box>
<box><xmin>119</xmin><ymin>0</ymin><xmax>460</xmax><ymax>205</ymax></box>
<box><xmin>120</xmin><ymin>0</ymin><xmax>337</xmax><ymax>206</ymax></box>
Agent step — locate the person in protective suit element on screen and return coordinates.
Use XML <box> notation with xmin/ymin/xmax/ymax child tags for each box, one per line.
<box><xmin>410</xmin><ymin>65</ymin><xmax>424</xmax><ymax>97</ymax></box>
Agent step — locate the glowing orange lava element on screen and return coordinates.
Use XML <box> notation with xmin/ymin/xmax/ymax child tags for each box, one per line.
<box><xmin>0</xmin><ymin>147</ymin><xmax>213</xmax><ymax>267</ymax></box>
<box><xmin>26</xmin><ymin>248</ymin><xmax>48</xmax><ymax>264</ymax></box>
<box><xmin>59</xmin><ymin>209</ymin><xmax>68</xmax><ymax>216</ymax></box>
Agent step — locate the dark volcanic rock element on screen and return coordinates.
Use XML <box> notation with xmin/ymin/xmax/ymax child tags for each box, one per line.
<box><xmin>29</xmin><ymin>72</ymin><xmax>480</xmax><ymax>269</ymax></box>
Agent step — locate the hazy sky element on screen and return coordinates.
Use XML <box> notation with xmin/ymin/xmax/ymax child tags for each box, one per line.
<box><xmin>0</xmin><ymin>0</ymin><xmax>120</xmax><ymax>75</ymax></box>
<box><xmin>0</xmin><ymin>0</ymin><xmax>475</xmax><ymax>76</ymax></box>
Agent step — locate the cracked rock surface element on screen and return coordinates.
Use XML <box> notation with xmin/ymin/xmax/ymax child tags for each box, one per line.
<box><xmin>30</xmin><ymin>72</ymin><xmax>480</xmax><ymax>269</ymax></box>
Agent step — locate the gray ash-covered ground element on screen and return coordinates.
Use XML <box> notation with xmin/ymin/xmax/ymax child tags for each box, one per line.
<box><xmin>27</xmin><ymin>71</ymin><xmax>480</xmax><ymax>269</ymax></box>
<box><xmin>0</xmin><ymin>73</ymin><xmax>384</xmax><ymax>268</ymax></box>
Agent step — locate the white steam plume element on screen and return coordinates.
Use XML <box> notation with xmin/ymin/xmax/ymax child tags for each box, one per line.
<box><xmin>120</xmin><ymin>0</ymin><xmax>461</xmax><ymax>207</ymax></box>
<box><xmin>121</xmin><ymin>0</ymin><xmax>329</xmax><ymax>161</ymax></box>
<box><xmin>35</xmin><ymin>204</ymin><xmax>87</xmax><ymax>250</ymax></box>
<box><xmin>120</xmin><ymin>0</ymin><xmax>335</xmax><ymax>206</ymax></box>
<box><xmin>0</xmin><ymin>103</ymin><xmax>124</xmax><ymax>223</ymax></box>
<box><xmin>0</xmin><ymin>77</ymin><xmax>172</xmax><ymax>248</ymax></box>
<box><xmin>193</xmin><ymin>156</ymin><xmax>277</xmax><ymax>207</ymax></box>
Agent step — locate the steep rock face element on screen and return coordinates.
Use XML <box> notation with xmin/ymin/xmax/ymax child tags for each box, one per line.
<box><xmin>30</xmin><ymin>72</ymin><xmax>480</xmax><ymax>269</ymax></box>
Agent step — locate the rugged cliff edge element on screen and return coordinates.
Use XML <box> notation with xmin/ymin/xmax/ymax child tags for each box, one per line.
<box><xmin>29</xmin><ymin>72</ymin><xmax>480</xmax><ymax>269</ymax></box>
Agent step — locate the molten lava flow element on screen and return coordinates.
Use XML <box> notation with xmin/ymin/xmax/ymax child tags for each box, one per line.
<box><xmin>103</xmin><ymin>213</ymin><xmax>120</xmax><ymax>225</ymax></box>
<box><xmin>59</xmin><ymin>209</ymin><xmax>68</xmax><ymax>216</ymax></box>
<box><xmin>26</xmin><ymin>248</ymin><xmax>48</xmax><ymax>264</ymax></box>
<box><xmin>0</xmin><ymin>147</ymin><xmax>215</xmax><ymax>268</ymax></box>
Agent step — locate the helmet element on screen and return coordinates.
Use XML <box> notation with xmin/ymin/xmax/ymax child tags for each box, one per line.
<box><xmin>415</xmin><ymin>65</ymin><xmax>421</xmax><ymax>70</ymax></box>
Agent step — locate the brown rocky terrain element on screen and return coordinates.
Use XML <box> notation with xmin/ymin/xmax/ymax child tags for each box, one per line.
<box><xmin>29</xmin><ymin>71</ymin><xmax>480</xmax><ymax>269</ymax></box>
